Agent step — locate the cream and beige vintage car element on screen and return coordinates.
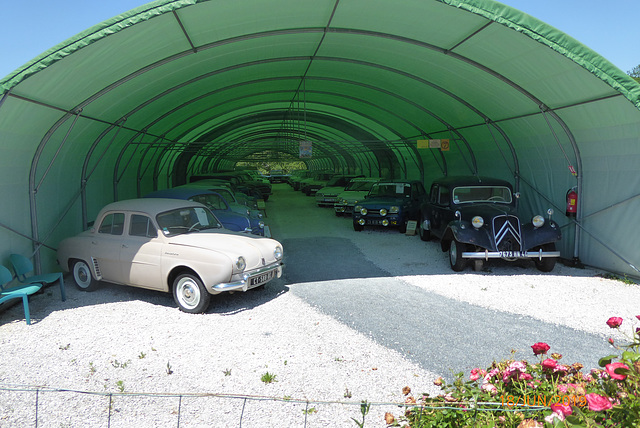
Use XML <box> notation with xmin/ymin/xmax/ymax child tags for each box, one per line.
<box><xmin>57</xmin><ymin>198</ymin><xmax>284</xmax><ymax>313</ymax></box>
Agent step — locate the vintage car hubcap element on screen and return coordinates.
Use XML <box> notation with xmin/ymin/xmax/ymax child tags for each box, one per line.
<box><xmin>177</xmin><ymin>278</ymin><xmax>200</xmax><ymax>308</ymax></box>
<box><xmin>449</xmin><ymin>243</ymin><xmax>458</xmax><ymax>264</ymax></box>
<box><xmin>74</xmin><ymin>263</ymin><xmax>91</xmax><ymax>288</ymax></box>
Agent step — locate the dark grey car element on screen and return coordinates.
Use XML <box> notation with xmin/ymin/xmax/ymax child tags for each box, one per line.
<box><xmin>418</xmin><ymin>176</ymin><xmax>561</xmax><ymax>272</ymax></box>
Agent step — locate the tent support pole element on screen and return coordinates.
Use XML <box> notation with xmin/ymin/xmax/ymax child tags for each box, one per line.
<box><xmin>540</xmin><ymin>108</ymin><xmax>583</xmax><ymax>264</ymax></box>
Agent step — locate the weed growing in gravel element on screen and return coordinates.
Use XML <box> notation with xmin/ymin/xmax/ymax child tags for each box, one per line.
<box><xmin>261</xmin><ymin>372</ymin><xmax>277</xmax><ymax>384</ymax></box>
<box><xmin>597</xmin><ymin>273</ymin><xmax>637</xmax><ymax>285</ymax></box>
<box><xmin>111</xmin><ymin>359</ymin><xmax>130</xmax><ymax>369</ymax></box>
<box><xmin>88</xmin><ymin>362</ymin><xmax>96</xmax><ymax>375</ymax></box>
<box><xmin>351</xmin><ymin>401</ymin><xmax>370</xmax><ymax>428</ymax></box>
<box><xmin>116</xmin><ymin>380</ymin><xmax>125</xmax><ymax>393</ymax></box>
<box><xmin>344</xmin><ymin>388</ymin><xmax>352</xmax><ymax>398</ymax></box>
<box><xmin>138</xmin><ymin>351</ymin><xmax>146</xmax><ymax>359</ymax></box>
<box><xmin>59</xmin><ymin>343</ymin><xmax>70</xmax><ymax>350</ymax></box>
<box><xmin>303</xmin><ymin>407</ymin><xmax>317</xmax><ymax>415</ymax></box>
<box><xmin>223</xmin><ymin>369</ymin><xmax>232</xmax><ymax>376</ymax></box>
<box><xmin>166</xmin><ymin>362</ymin><xmax>173</xmax><ymax>375</ymax></box>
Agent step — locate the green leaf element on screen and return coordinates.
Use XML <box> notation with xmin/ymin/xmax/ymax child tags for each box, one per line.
<box><xmin>565</xmin><ymin>415</ymin><xmax>581</xmax><ymax>424</ymax></box>
<box><xmin>621</xmin><ymin>351</ymin><xmax>640</xmax><ymax>362</ymax></box>
<box><xmin>598</xmin><ymin>355</ymin><xmax>618</xmax><ymax>367</ymax></box>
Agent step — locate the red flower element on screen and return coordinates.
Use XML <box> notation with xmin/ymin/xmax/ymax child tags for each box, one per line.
<box><xmin>605</xmin><ymin>362</ymin><xmax>629</xmax><ymax>381</ymax></box>
<box><xmin>542</xmin><ymin>358</ymin><xmax>557</xmax><ymax>370</ymax></box>
<box><xmin>531</xmin><ymin>342</ymin><xmax>550</xmax><ymax>355</ymax></box>
<box><xmin>585</xmin><ymin>393</ymin><xmax>613</xmax><ymax>411</ymax></box>
<box><xmin>606</xmin><ymin>317</ymin><xmax>623</xmax><ymax>328</ymax></box>
<box><xmin>550</xmin><ymin>402</ymin><xmax>572</xmax><ymax>418</ymax></box>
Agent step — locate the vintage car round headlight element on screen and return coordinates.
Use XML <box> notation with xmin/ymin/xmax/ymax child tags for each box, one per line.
<box><xmin>471</xmin><ymin>216</ymin><xmax>484</xmax><ymax>229</ymax></box>
<box><xmin>235</xmin><ymin>256</ymin><xmax>246</xmax><ymax>271</ymax></box>
<box><xmin>379</xmin><ymin>208</ymin><xmax>388</xmax><ymax>216</ymax></box>
<box><xmin>532</xmin><ymin>215</ymin><xmax>545</xmax><ymax>228</ymax></box>
<box><xmin>390</xmin><ymin>206</ymin><xmax>399</xmax><ymax>214</ymax></box>
<box><xmin>382</xmin><ymin>219</ymin><xmax>389</xmax><ymax>226</ymax></box>
<box><xmin>358</xmin><ymin>218</ymin><xmax>365</xmax><ymax>225</ymax></box>
<box><xmin>359</xmin><ymin>207</ymin><xmax>368</xmax><ymax>215</ymax></box>
<box><xmin>274</xmin><ymin>246</ymin><xmax>283</xmax><ymax>260</ymax></box>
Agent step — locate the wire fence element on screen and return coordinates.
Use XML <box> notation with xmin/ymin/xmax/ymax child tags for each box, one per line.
<box><xmin>0</xmin><ymin>384</ymin><xmax>549</xmax><ymax>427</ymax></box>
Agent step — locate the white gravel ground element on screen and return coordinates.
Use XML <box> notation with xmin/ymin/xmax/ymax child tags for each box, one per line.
<box><xmin>1</xmin><ymin>185</ymin><xmax>638</xmax><ymax>427</ymax></box>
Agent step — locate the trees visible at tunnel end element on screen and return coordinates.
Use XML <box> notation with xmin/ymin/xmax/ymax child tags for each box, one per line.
<box><xmin>628</xmin><ymin>64</ymin><xmax>640</xmax><ymax>83</ymax></box>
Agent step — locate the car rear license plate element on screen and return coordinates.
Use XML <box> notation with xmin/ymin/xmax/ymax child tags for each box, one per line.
<box><xmin>499</xmin><ymin>251</ymin><xmax>525</xmax><ymax>258</ymax></box>
<box><xmin>249</xmin><ymin>269</ymin><xmax>276</xmax><ymax>286</ymax></box>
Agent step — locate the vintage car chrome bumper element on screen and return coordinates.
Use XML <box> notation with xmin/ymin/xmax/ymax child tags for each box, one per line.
<box><xmin>462</xmin><ymin>249</ymin><xmax>561</xmax><ymax>260</ymax></box>
<box><xmin>211</xmin><ymin>262</ymin><xmax>284</xmax><ymax>293</ymax></box>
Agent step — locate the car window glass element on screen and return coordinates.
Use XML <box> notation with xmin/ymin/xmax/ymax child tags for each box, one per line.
<box><xmin>189</xmin><ymin>194</ymin><xmax>227</xmax><ymax>210</ymax></box>
<box><xmin>98</xmin><ymin>213</ymin><xmax>125</xmax><ymax>235</ymax></box>
<box><xmin>439</xmin><ymin>186</ymin><xmax>450</xmax><ymax>205</ymax></box>
<box><xmin>156</xmin><ymin>207</ymin><xmax>222</xmax><ymax>236</ymax></box>
<box><xmin>452</xmin><ymin>186</ymin><xmax>512</xmax><ymax>204</ymax></box>
<box><xmin>129</xmin><ymin>214</ymin><xmax>157</xmax><ymax>238</ymax></box>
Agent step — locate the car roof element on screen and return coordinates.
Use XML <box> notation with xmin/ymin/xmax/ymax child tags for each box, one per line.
<box><xmin>98</xmin><ymin>198</ymin><xmax>208</xmax><ymax>216</ymax></box>
<box><xmin>375</xmin><ymin>179</ymin><xmax>421</xmax><ymax>185</ymax></box>
<box><xmin>144</xmin><ymin>187</ymin><xmax>221</xmax><ymax>200</ymax></box>
<box><xmin>429</xmin><ymin>175</ymin><xmax>513</xmax><ymax>188</ymax></box>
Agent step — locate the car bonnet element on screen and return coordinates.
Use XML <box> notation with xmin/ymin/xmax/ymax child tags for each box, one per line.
<box><xmin>167</xmin><ymin>232</ymin><xmax>281</xmax><ymax>265</ymax></box>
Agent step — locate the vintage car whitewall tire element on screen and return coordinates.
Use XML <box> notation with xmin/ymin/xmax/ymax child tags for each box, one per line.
<box><xmin>534</xmin><ymin>243</ymin><xmax>557</xmax><ymax>272</ymax></box>
<box><xmin>72</xmin><ymin>259</ymin><xmax>99</xmax><ymax>291</ymax></box>
<box><xmin>173</xmin><ymin>273</ymin><xmax>211</xmax><ymax>313</ymax></box>
<box><xmin>449</xmin><ymin>239</ymin><xmax>468</xmax><ymax>272</ymax></box>
<box><xmin>353</xmin><ymin>221</ymin><xmax>364</xmax><ymax>231</ymax></box>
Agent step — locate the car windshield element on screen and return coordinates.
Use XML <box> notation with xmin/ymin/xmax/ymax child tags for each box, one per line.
<box><xmin>452</xmin><ymin>186</ymin><xmax>513</xmax><ymax>204</ymax></box>
<box><xmin>156</xmin><ymin>207</ymin><xmax>222</xmax><ymax>236</ymax></box>
<box><xmin>369</xmin><ymin>183</ymin><xmax>411</xmax><ymax>198</ymax></box>
<box><xmin>347</xmin><ymin>180</ymin><xmax>377</xmax><ymax>191</ymax></box>
<box><xmin>212</xmin><ymin>188</ymin><xmax>236</xmax><ymax>202</ymax></box>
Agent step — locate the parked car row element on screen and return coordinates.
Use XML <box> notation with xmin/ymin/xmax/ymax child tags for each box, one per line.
<box><xmin>294</xmin><ymin>173</ymin><xmax>562</xmax><ymax>273</ymax></box>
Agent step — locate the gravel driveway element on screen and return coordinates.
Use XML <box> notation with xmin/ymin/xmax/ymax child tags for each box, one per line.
<box><xmin>1</xmin><ymin>184</ymin><xmax>637</xmax><ymax>427</ymax></box>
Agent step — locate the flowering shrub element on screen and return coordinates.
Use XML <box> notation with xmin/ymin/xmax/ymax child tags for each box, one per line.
<box><xmin>388</xmin><ymin>316</ymin><xmax>640</xmax><ymax>427</ymax></box>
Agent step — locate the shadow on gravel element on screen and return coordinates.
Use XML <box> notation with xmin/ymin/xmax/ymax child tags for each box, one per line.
<box><xmin>0</xmin><ymin>274</ymin><xmax>290</xmax><ymax>325</ymax></box>
<box><xmin>281</xmin><ymin>237</ymin><xmax>391</xmax><ymax>284</ymax></box>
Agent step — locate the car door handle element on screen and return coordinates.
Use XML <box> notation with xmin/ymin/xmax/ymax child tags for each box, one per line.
<box><xmin>122</xmin><ymin>244</ymin><xmax>128</xmax><ymax>248</ymax></box>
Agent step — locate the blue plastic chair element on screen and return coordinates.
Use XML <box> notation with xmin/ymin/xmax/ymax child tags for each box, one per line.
<box><xmin>0</xmin><ymin>265</ymin><xmax>44</xmax><ymax>325</ymax></box>
<box><xmin>10</xmin><ymin>254</ymin><xmax>66</xmax><ymax>301</ymax></box>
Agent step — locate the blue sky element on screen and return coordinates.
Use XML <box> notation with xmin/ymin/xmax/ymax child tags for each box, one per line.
<box><xmin>1</xmin><ymin>0</ymin><xmax>638</xmax><ymax>79</ymax></box>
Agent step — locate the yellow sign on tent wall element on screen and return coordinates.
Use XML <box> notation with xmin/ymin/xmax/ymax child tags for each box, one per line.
<box><xmin>417</xmin><ymin>139</ymin><xmax>449</xmax><ymax>151</ymax></box>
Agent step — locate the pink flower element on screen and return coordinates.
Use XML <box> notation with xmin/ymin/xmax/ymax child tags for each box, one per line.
<box><xmin>531</xmin><ymin>342</ymin><xmax>550</xmax><ymax>355</ymax></box>
<box><xmin>636</xmin><ymin>315</ymin><xmax>640</xmax><ymax>321</ymax></box>
<box><xmin>469</xmin><ymin>368</ymin><xmax>486</xmax><ymax>381</ymax></box>
<box><xmin>605</xmin><ymin>362</ymin><xmax>630</xmax><ymax>381</ymax></box>
<box><xmin>481</xmin><ymin>382</ymin><xmax>497</xmax><ymax>395</ymax></box>
<box><xmin>550</xmin><ymin>402</ymin><xmax>572</xmax><ymax>418</ymax></box>
<box><xmin>518</xmin><ymin>372</ymin><xmax>533</xmax><ymax>381</ymax></box>
<box><xmin>585</xmin><ymin>393</ymin><xmax>613</xmax><ymax>411</ymax></box>
<box><xmin>557</xmin><ymin>384</ymin><xmax>568</xmax><ymax>393</ymax></box>
<box><xmin>606</xmin><ymin>317</ymin><xmax>623</xmax><ymax>328</ymax></box>
<box><xmin>553</xmin><ymin>364</ymin><xmax>569</xmax><ymax>374</ymax></box>
<box><xmin>542</xmin><ymin>358</ymin><xmax>557</xmax><ymax>370</ymax></box>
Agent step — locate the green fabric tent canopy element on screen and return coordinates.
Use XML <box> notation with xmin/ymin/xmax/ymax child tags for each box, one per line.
<box><xmin>1</xmin><ymin>0</ymin><xmax>639</xmax><ymax>277</ymax></box>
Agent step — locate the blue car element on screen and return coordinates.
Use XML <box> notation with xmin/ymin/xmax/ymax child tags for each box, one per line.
<box><xmin>144</xmin><ymin>187</ymin><xmax>253</xmax><ymax>234</ymax></box>
<box><xmin>183</xmin><ymin>182</ymin><xmax>265</xmax><ymax>234</ymax></box>
<box><xmin>353</xmin><ymin>180</ymin><xmax>427</xmax><ymax>233</ymax></box>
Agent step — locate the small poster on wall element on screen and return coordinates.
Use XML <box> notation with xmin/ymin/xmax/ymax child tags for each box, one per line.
<box><xmin>299</xmin><ymin>141</ymin><xmax>312</xmax><ymax>158</ymax></box>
